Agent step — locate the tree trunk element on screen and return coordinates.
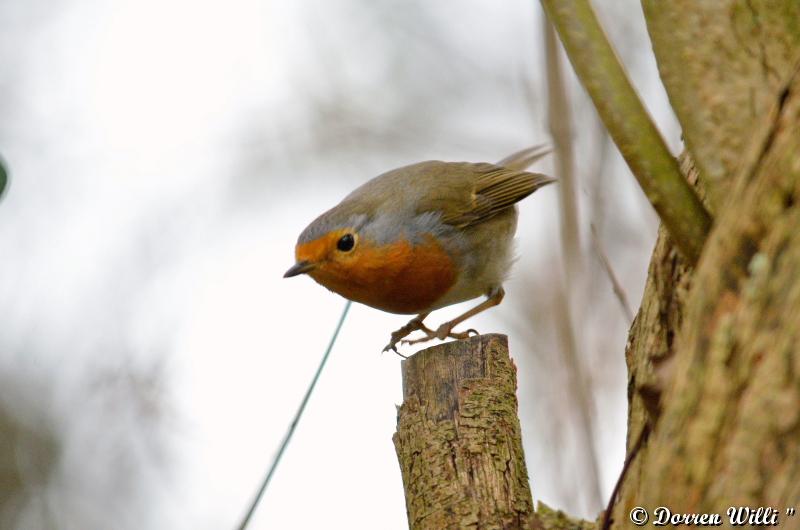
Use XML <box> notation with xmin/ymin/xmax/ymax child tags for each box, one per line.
<box><xmin>606</xmin><ymin>2</ymin><xmax>800</xmax><ymax>526</ymax></box>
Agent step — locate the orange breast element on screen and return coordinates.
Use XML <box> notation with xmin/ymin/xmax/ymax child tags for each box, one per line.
<box><xmin>309</xmin><ymin>236</ymin><xmax>457</xmax><ymax>314</ymax></box>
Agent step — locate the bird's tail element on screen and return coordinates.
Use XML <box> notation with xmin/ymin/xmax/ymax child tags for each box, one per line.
<box><xmin>496</xmin><ymin>144</ymin><xmax>552</xmax><ymax>171</ymax></box>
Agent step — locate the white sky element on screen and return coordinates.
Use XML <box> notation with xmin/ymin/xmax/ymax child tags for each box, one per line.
<box><xmin>0</xmin><ymin>1</ymin><xmax>678</xmax><ymax>528</ymax></box>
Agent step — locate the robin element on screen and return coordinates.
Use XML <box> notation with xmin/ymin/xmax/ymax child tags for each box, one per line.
<box><xmin>284</xmin><ymin>146</ymin><xmax>555</xmax><ymax>353</ymax></box>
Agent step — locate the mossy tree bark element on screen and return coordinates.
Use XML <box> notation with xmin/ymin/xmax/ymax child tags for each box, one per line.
<box><xmin>608</xmin><ymin>1</ymin><xmax>800</xmax><ymax>526</ymax></box>
<box><xmin>393</xmin><ymin>334</ymin><xmax>593</xmax><ymax>530</ymax></box>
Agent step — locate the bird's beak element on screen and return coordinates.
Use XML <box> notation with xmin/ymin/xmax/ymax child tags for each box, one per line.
<box><xmin>284</xmin><ymin>260</ymin><xmax>316</xmax><ymax>278</ymax></box>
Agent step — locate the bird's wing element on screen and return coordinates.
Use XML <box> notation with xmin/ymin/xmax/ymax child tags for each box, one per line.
<box><xmin>439</xmin><ymin>162</ymin><xmax>556</xmax><ymax>228</ymax></box>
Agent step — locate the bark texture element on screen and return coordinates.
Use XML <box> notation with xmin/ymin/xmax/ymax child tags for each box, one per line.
<box><xmin>394</xmin><ymin>335</ymin><xmax>534</xmax><ymax>529</ymax></box>
<box><xmin>394</xmin><ymin>334</ymin><xmax>594</xmax><ymax>530</ymax></box>
<box><xmin>637</xmin><ymin>70</ymin><xmax>800</xmax><ymax>511</ymax></box>
<box><xmin>606</xmin><ymin>2</ymin><xmax>800</xmax><ymax>526</ymax></box>
<box><xmin>642</xmin><ymin>0</ymin><xmax>800</xmax><ymax>211</ymax></box>
<box><xmin>612</xmin><ymin>155</ymin><xmax>703</xmax><ymax>521</ymax></box>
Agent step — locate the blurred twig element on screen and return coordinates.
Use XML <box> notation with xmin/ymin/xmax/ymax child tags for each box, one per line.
<box><xmin>591</xmin><ymin>224</ymin><xmax>634</xmax><ymax>322</ymax></box>
<box><xmin>543</xmin><ymin>19</ymin><xmax>604</xmax><ymax>512</ymax></box>
<box><xmin>545</xmin><ymin>39</ymin><xmax>580</xmax><ymax>276</ymax></box>
<box><xmin>235</xmin><ymin>301</ymin><xmax>351</xmax><ymax>530</ymax></box>
<box><xmin>0</xmin><ymin>156</ymin><xmax>8</xmax><ymax>201</ymax></box>
<box><xmin>540</xmin><ymin>0</ymin><xmax>712</xmax><ymax>264</ymax></box>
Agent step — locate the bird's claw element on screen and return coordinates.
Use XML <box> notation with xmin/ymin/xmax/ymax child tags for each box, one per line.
<box><xmin>383</xmin><ymin>318</ymin><xmax>430</xmax><ymax>357</ymax></box>
<box><xmin>382</xmin><ymin>336</ymin><xmax>408</xmax><ymax>358</ymax></box>
<box><xmin>382</xmin><ymin>344</ymin><xmax>408</xmax><ymax>359</ymax></box>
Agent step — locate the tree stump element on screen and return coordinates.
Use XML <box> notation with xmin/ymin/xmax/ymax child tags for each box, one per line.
<box><xmin>393</xmin><ymin>334</ymin><xmax>535</xmax><ymax>529</ymax></box>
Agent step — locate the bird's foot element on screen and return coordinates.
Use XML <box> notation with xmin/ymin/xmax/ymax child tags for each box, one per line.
<box><xmin>382</xmin><ymin>316</ymin><xmax>433</xmax><ymax>356</ymax></box>
<box><xmin>400</xmin><ymin>322</ymin><xmax>479</xmax><ymax>346</ymax></box>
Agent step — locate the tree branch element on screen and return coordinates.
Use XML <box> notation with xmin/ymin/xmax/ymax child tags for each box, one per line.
<box><xmin>539</xmin><ymin>0</ymin><xmax>712</xmax><ymax>264</ymax></box>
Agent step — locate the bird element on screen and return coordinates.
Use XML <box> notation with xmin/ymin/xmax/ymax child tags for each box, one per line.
<box><xmin>284</xmin><ymin>146</ymin><xmax>555</xmax><ymax>353</ymax></box>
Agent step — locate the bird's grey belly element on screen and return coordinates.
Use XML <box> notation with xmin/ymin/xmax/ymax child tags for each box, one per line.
<box><xmin>429</xmin><ymin>207</ymin><xmax>518</xmax><ymax>310</ymax></box>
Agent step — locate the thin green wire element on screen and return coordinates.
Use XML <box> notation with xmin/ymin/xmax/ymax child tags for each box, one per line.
<box><xmin>236</xmin><ymin>300</ymin><xmax>352</xmax><ymax>530</ymax></box>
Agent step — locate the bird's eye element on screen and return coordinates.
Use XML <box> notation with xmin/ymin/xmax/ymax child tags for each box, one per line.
<box><xmin>337</xmin><ymin>233</ymin><xmax>355</xmax><ymax>252</ymax></box>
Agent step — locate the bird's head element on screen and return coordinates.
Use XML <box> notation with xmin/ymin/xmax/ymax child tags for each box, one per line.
<box><xmin>284</xmin><ymin>226</ymin><xmax>362</xmax><ymax>280</ymax></box>
<box><xmin>284</xmin><ymin>205</ymin><xmax>381</xmax><ymax>285</ymax></box>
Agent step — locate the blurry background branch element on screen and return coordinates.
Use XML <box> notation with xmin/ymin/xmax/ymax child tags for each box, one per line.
<box><xmin>590</xmin><ymin>224</ymin><xmax>634</xmax><ymax>322</ymax></box>
<box><xmin>0</xmin><ymin>156</ymin><xmax>7</xmax><ymax>201</ymax></box>
<box><xmin>540</xmin><ymin>0</ymin><xmax>712</xmax><ymax>264</ymax></box>
<box><xmin>542</xmin><ymin>19</ymin><xmax>603</xmax><ymax>512</ymax></box>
